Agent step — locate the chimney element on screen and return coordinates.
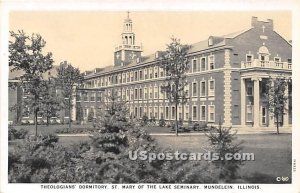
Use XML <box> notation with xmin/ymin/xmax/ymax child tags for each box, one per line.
<box><xmin>251</xmin><ymin>17</ymin><xmax>258</xmax><ymax>27</ymax></box>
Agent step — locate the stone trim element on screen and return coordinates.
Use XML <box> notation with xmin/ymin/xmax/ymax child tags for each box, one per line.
<box><xmin>223</xmin><ymin>49</ymin><xmax>232</xmax><ymax>127</ymax></box>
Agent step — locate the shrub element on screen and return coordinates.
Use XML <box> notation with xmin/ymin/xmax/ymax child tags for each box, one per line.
<box><xmin>199</xmin><ymin>121</ymin><xmax>208</xmax><ymax>130</ymax></box>
<box><xmin>8</xmin><ymin>126</ymin><xmax>28</xmax><ymax>140</ymax></box>
<box><xmin>159</xmin><ymin>117</ymin><xmax>166</xmax><ymax>127</ymax></box>
<box><xmin>178</xmin><ymin>118</ymin><xmax>183</xmax><ymax>126</ymax></box>
<box><xmin>141</xmin><ymin>115</ymin><xmax>148</xmax><ymax>126</ymax></box>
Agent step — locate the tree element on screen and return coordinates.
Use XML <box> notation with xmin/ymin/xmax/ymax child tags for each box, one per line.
<box><xmin>265</xmin><ymin>76</ymin><xmax>290</xmax><ymax>134</ymax></box>
<box><xmin>40</xmin><ymin>78</ymin><xmax>62</xmax><ymax>126</ymax></box>
<box><xmin>206</xmin><ymin>125</ymin><xmax>244</xmax><ymax>182</ymax></box>
<box><xmin>9</xmin><ymin>30</ymin><xmax>54</xmax><ymax>136</ymax></box>
<box><xmin>159</xmin><ymin>38</ymin><xmax>190</xmax><ymax>136</ymax></box>
<box><xmin>76</xmin><ymin>103</ymin><xmax>84</xmax><ymax>124</ymax></box>
<box><xmin>55</xmin><ymin>61</ymin><xmax>83</xmax><ymax>132</ymax></box>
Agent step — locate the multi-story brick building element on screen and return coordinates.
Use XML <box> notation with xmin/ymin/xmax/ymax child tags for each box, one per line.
<box><xmin>9</xmin><ymin>14</ymin><xmax>292</xmax><ymax>129</ymax></box>
<box><xmin>78</xmin><ymin>14</ymin><xmax>292</xmax><ymax>129</ymax></box>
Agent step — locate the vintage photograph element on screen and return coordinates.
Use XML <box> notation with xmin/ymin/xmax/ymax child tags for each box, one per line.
<box><xmin>3</xmin><ymin>9</ymin><xmax>294</xmax><ymax>190</ymax></box>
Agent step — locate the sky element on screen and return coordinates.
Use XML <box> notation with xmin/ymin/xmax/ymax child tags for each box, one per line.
<box><xmin>9</xmin><ymin>11</ymin><xmax>291</xmax><ymax>72</ymax></box>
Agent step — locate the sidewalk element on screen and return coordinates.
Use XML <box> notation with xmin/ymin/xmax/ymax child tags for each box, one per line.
<box><xmin>149</xmin><ymin>127</ymin><xmax>292</xmax><ymax>136</ymax></box>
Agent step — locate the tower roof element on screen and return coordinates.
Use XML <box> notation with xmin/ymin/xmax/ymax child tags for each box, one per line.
<box><xmin>124</xmin><ymin>11</ymin><xmax>132</xmax><ymax>23</ymax></box>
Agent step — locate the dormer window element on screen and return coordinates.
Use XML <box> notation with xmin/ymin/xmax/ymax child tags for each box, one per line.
<box><xmin>208</xmin><ymin>37</ymin><xmax>213</xmax><ymax>46</ymax></box>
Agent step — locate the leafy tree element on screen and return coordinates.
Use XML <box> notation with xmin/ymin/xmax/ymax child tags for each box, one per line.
<box><xmin>265</xmin><ymin>76</ymin><xmax>290</xmax><ymax>134</ymax></box>
<box><xmin>55</xmin><ymin>61</ymin><xmax>83</xmax><ymax>131</ymax></box>
<box><xmin>40</xmin><ymin>78</ymin><xmax>62</xmax><ymax>126</ymax></box>
<box><xmin>9</xmin><ymin>30</ymin><xmax>54</xmax><ymax>136</ymax></box>
<box><xmin>159</xmin><ymin>38</ymin><xmax>190</xmax><ymax>135</ymax></box>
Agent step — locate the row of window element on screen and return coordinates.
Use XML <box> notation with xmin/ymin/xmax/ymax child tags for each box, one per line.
<box><xmin>84</xmin><ymin>104</ymin><xmax>216</xmax><ymax>122</ymax></box>
<box><xmin>84</xmin><ymin>55</ymin><xmax>216</xmax><ymax>89</ymax></box>
<box><xmin>245</xmin><ymin>54</ymin><xmax>292</xmax><ymax>64</ymax></box>
<box><xmin>129</xmin><ymin>105</ymin><xmax>215</xmax><ymax>122</ymax></box>
<box><xmin>79</xmin><ymin>80</ymin><xmax>216</xmax><ymax>102</ymax></box>
<box><xmin>192</xmin><ymin>55</ymin><xmax>215</xmax><ymax>73</ymax></box>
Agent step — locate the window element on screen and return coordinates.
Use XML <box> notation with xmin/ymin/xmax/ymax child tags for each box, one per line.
<box><xmin>208</xmin><ymin>105</ymin><xmax>215</xmax><ymax>122</ymax></box>
<box><xmin>288</xmin><ymin>59</ymin><xmax>292</xmax><ymax>69</ymax></box>
<box><xmin>144</xmin><ymin>107</ymin><xmax>147</xmax><ymax>116</ymax></box>
<box><xmin>149</xmin><ymin>107</ymin><xmax>153</xmax><ymax>118</ymax></box>
<box><xmin>246</xmin><ymin>55</ymin><xmax>253</xmax><ymax>62</ymax></box>
<box><xmin>134</xmin><ymin>88</ymin><xmax>138</xmax><ymax>99</ymax></box>
<box><xmin>97</xmin><ymin>92</ymin><xmax>102</xmax><ymax>102</ymax></box>
<box><xmin>178</xmin><ymin>106</ymin><xmax>182</xmax><ymax>119</ymax></box>
<box><xmin>192</xmin><ymin>106</ymin><xmax>197</xmax><ymax>121</ymax></box>
<box><xmin>192</xmin><ymin>59</ymin><xmax>197</xmax><ymax>72</ymax></box>
<box><xmin>126</xmin><ymin>89</ymin><xmax>130</xmax><ymax>100</ymax></box>
<box><xmin>139</xmin><ymin>88</ymin><xmax>143</xmax><ymax>99</ymax></box>
<box><xmin>131</xmin><ymin>72</ymin><xmax>134</xmax><ymax>81</ymax></box>
<box><xmin>144</xmin><ymin>87</ymin><xmax>148</xmax><ymax>99</ymax></box>
<box><xmin>172</xmin><ymin>106</ymin><xmax>175</xmax><ymax>119</ymax></box>
<box><xmin>134</xmin><ymin>107</ymin><xmax>138</xmax><ymax>118</ymax></box>
<box><xmin>149</xmin><ymin>87</ymin><xmax>153</xmax><ymax>99</ymax></box>
<box><xmin>130</xmin><ymin>89</ymin><xmax>134</xmax><ymax>100</ymax></box>
<box><xmin>139</xmin><ymin>107</ymin><xmax>143</xmax><ymax>117</ymax></box>
<box><xmin>246</xmin><ymin>105</ymin><xmax>253</xmax><ymax>122</ymax></box>
<box><xmin>139</xmin><ymin>107</ymin><xmax>143</xmax><ymax>118</ymax></box>
<box><xmin>208</xmin><ymin>55</ymin><xmax>215</xmax><ymax>70</ymax></box>
<box><xmin>200</xmin><ymin>81</ymin><xmax>206</xmax><ymax>97</ymax></box>
<box><xmin>201</xmin><ymin>105</ymin><xmax>206</xmax><ymax>121</ymax></box>
<box><xmin>246</xmin><ymin>84</ymin><xmax>253</xmax><ymax>96</ymax></box>
<box><xmin>165</xmin><ymin>107</ymin><xmax>169</xmax><ymax>119</ymax></box>
<box><xmin>274</xmin><ymin>57</ymin><xmax>281</xmax><ymax>67</ymax></box>
<box><xmin>160</xmin><ymin>67</ymin><xmax>164</xmax><ymax>77</ymax></box>
<box><xmin>159</xmin><ymin>86</ymin><xmax>163</xmax><ymax>99</ymax></box>
<box><xmin>134</xmin><ymin>71</ymin><xmax>138</xmax><ymax>81</ymax></box>
<box><xmin>192</xmin><ymin>82</ymin><xmax>198</xmax><ymax>97</ymax></box>
<box><xmin>154</xmin><ymin>107</ymin><xmax>158</xmax><ymax>119</ymax></box>
<box><xmin>154</xmin><ymin>86</ymin><xmax>158</xmax><ymax>99</ymax></box>
<box><xmin>122</xmin><ymin>73</ymin><xmax>126</xmax><ymax>83</ymax></box>
<box><xmin>149</xmin><ymin>68</ymin><xmax>153</xmax><ymax>79</ymax></box>
<box><xmin>144</xmin><ymin>69</ymin><xmax>148</xmax><ymax>79</ymax></box>
<box><xmin>127</xmin><ymin>72</ymin><xmax>130</xmax><ymax>82</ymax></box>
<box><xmin>274</xmin><ymin>57</ymin><xmax>281</xmax><ymax>62</ymax></box>
<box><xmin>139</xmin><ymin>70</ymin><xmax>143</xmax><ymax>80</ymax></box>
<box><xmin>160</xmin><ymin>107</ymin><xmax>164</xmax><ymax>119</ymax></box>
<box><xmin>201</xmin><ymin>57</ymin><xmax>206</xmax><ymax>71</ymax></box>
<box><xmin>154</xmin><ymin>67</ymin><xmax>158</xmax><ymax>78</ymax></box>
<box><xmin>122</xmin><ymin>90</ymin><xmax>126</xmax><ymax>100</ymax></box>
<box><xmin>209</xmin><ymin>80</ymin><xmax>215</xmax><ymax>96</ymax></box>
<box><xmin>83</xmin><ymin>93</ymin><xmax>88</xmax><ymax>101</ymax></box>
<box><xmin>185</xmin><ymin>106</ymin><xmax>189</xmax><ymax>120</ymax></box>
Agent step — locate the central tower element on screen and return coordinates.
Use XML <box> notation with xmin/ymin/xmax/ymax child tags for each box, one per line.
<box><xmin>114</xmin><ymin>12</ymin><xmax>143</xmax><ymax>66</ymax></box>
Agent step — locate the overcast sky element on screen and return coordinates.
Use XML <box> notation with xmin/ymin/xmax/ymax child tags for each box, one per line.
<box><xmin>9</xmin><ymin>11</ymin><xmax>291</xmax><ymax>71</ymax></box>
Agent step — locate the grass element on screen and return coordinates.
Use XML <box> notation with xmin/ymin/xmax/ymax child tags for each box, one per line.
<box><xmin>153</xmin><ymin>133</ymin><xmax>292</xmax><ymax>183</ymax></box>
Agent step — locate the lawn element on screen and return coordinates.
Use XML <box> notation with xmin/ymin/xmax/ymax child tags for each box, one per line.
<box><xmin>153</xmin><ymin>133</ymin><xmax>292</xmax><ymax>183</ymax></box>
